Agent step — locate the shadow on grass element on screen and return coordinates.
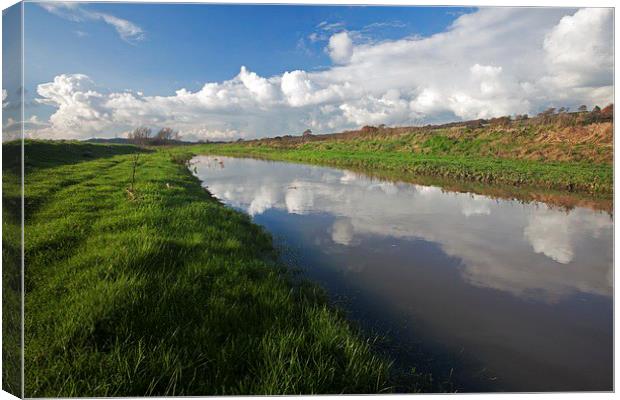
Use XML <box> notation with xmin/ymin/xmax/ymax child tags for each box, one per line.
<box><xmin>8</xmin><ymin>140</ymin><xmax>147</xmax><ymax>173</ymax></box>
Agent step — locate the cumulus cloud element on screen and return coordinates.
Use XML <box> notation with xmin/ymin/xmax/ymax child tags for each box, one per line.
<box><xmin>327</xmin><ymin>31</ymin><xmax>354</xmax><ymax>64</ymax></box>
<box><xmin>39</xmin><ymin>3</ymin><xmax>144</xmax><ymax>43</ymax></box>
<box><xmin>30</xmin><ymin>7</ymin><xmax>613</xmax><ymax>140</ymax></box>
<box><xmin>543</xmin><ymin>8</ymin><xmax>613</xmax><ymax>89</ymax></box>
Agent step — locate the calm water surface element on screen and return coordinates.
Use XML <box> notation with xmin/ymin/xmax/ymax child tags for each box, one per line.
<box><xmin>191</xmin><ymin>155</ymin><xmax>613</xmax><ymax>392</ymax></box>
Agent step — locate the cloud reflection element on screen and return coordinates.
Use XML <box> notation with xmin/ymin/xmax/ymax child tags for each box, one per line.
<box><xmin>193</xmin><ymin>156</ymin><xmax>613</xmax><ymax>302</ymax></box>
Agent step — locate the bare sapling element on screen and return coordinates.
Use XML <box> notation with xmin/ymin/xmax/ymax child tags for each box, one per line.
<box><xmin>126</xmin><ymin>126</ymin><xmax>152</xmax><ymax>199</ymax></box>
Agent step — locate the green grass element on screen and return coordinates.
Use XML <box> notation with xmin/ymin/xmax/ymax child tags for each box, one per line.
<box><xmin>192</xmin><ymin>140</ymin><xmax>612</xmax><ymax>196</ymax></box>
<box><xmin>11</xmin><ymin>140</ymin><xmax>414</xmax><ymax>396</ymax></box>
<box><xmin>2</xmin><ymin>141</ymin><xmax>22</xmax><ymax>397</ymax></box>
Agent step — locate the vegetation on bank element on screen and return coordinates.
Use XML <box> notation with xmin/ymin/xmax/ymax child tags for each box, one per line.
<box><xmin>198</xmin><ymin>111</ymin><xmax>613</xmax><ymax>196</ymax></box>
<box><xmin>13</xmin><ymin>140</ymin><xmax>406</xmax><ymax>397</ymax></box>
<box><xmin>193</xmin><ymin>144</ymin><xmax>612</xmax><ymax>195</ymax></box>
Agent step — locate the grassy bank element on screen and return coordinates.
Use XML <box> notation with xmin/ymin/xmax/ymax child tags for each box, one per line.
<box><xmin>197</xmin><ymin>121</ymin><xmax>612</xmax><ymax>196</ymax></box>
<box><xmin>2</xmin><ymin>142</ymin><xmax>22</xmax><ymax>396</ymax></box>
<box><xmin>16</xmin><ymin>140</ymin><xmax>401</xmax><ymax>396</ymax></box>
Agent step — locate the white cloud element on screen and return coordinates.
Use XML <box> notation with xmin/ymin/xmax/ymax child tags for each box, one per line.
<box><xmin>39</xmin><ymin>2</ymin><xmax>82</xmax><ymax>21</ymax></box>
<box><xmin>327</xmin><ymin>31</ymin><xmax>354</xmax><ymax>64</ymax></box>
<box><xmin>39</xmin><ymin>3</ymin><xmax>144</xmax><ymax>43</ymax></box>
<box><xmin>30</xmin><ymin>7</ymin><xmax>613</xmax><ymax>141</ymax></box>
<box><xmin>317</xmin><ymin>21</ymin><xmax>346</xmax><ymax>32</ymax></box>
<box><xmin>3</xmin><ymin>115</ymin><xmax>50</xmax><ymax>142</ymax></box>
<box><xmin>543</xmin><ymin>8</ymin><xmax>613</xmax><ymax>89</ymax></box>
<box><xmin>238</xmin><ymin>66</ymin><xmax>281</xmax><ymax>104</ymax></box>
<box><xmin>90</xmin><ymin>11</ymin><xmax>144</xmax><ymax>42</ymax></box>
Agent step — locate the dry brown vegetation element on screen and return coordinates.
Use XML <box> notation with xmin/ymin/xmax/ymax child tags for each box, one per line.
<box><xmin>240</xmin><ymin>105</ymin><xmax>613</xmax><ymax>165</ymax></box>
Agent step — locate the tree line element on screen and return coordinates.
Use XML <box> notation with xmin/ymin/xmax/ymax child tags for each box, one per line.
<box><xmin>127</xmin><ymin>126</ymin><xmax>181</xmax><ymax>146</ymax></box>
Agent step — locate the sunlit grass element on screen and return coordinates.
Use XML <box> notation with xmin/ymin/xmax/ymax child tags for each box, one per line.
<box><xmin>16</xmin><ymin>140</ymin><xmax>397</xmax><ymax>396</ymax></box>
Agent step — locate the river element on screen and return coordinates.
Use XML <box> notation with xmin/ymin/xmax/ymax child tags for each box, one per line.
<box><xmin>191</xmin><ymin>155</ymin><xmax>613</xmax><ymax>392</ymax></box>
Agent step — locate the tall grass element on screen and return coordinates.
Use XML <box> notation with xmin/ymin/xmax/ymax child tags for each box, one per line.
<box><xmin>19</xmin><ymin>141</ymin><xmax>396</xmax><ymax>396</ymax></box>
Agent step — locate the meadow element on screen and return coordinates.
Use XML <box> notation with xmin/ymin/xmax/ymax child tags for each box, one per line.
<box><xmin>9</xmin><ymin>140</ymin><xmax>411</xmax><ymax>397</ymax></box>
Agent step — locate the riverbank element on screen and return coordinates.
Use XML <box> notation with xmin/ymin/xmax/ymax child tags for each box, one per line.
<box><xmin>15</xmin><ymin>140</ymin><xmax>403</xmax><ymax>396</ymax></box>
<box><xmin>195</xmin><ymin>120</ymin><xmax>612</xmax><ymax>197</ymax></box>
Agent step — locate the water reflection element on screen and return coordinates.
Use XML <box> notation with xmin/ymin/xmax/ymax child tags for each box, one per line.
<box><xmin>192</xmin><ymin>155</ymin><xmax>613</xmax><ymax>391</ymax></box>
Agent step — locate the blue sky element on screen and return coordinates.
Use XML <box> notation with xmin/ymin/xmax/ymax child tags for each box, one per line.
<box><xmin>24</xmin><ymin>3</ymin><xmax>472</xmax><ymax>94</ymax></box>
<box><xmin>4</xmin><ymin>3</ymin><xmax>613</xmax><ymax>141</ymax></box>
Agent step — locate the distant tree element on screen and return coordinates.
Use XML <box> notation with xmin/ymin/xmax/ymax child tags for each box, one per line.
<box><xmin>155</xmin><ymin>127</ymin><xmax>179</xmax><ymax>142</ymax></box>
<box><xmin>302</xmin><ymin>129</ymin><xmax>313</xmax><ymax>136</ymax></box>
<box><xmin>128</xmin><ymin>126</ymin><xmax>152</xmax><ymax>145</ymax></box>
<box><xmin>578</xmin><ymin>105</ymin><xmax>588</xmax><ymax>112</ymax></box>
<box><xmin>540</xmin><ymin>107</ymin><xmax>556</xmax><ymax>116</ymax></box>
<box><xmin>583</xmin><ymin>105</ymin><xmax>603</xmax><ymax>123</ymax></box>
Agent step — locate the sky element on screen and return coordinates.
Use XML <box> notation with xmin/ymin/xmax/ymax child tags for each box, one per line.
<box><xmin>1</xmin><ymin>2</ymin><xmax>614</xmax><ymax>141</ymax></box>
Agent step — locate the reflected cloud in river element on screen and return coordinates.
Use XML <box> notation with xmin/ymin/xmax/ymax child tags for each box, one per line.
<box><xmin>195</xmin><ymin>156</ymin><xmax>612</xmax><ymax>303</ymax></box>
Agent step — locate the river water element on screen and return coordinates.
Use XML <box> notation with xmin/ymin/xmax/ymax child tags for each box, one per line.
<box><xmin>191</xmin><ymin>155</ymin><xmax>613</xmax><ymax>392</ymax></box>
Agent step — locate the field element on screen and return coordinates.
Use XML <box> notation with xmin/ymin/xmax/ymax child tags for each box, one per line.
<box><xmin>7</xmin><ymin>140</ymin><xmax>416</xmax><ymax>397</ymax></box>
<box><xmin>197</xmin><ymin>119</ymin><xmax>613</xmax><ymax>197</ymax></box>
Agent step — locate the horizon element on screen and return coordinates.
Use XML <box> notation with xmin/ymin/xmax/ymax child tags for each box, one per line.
<box><xmin>2</xmin><ymin>3</ymin><xmax>614</xmax><ymax>142</ymax></box>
